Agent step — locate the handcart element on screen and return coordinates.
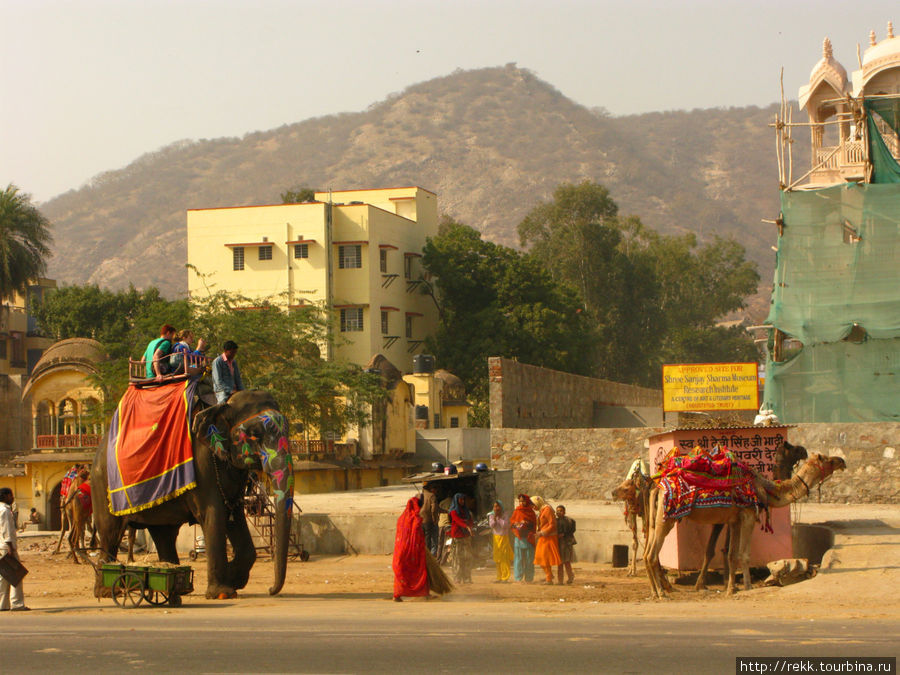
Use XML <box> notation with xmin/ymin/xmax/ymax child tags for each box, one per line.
<box><xmin>98</xmin><ymin>562</ymin><xmax>194</xmax><ymax>608</ymax></box>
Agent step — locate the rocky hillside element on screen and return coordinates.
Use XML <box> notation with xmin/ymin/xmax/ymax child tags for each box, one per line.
<box><xmin>41</xmin><ymin>64</ymin><xmax>803</xmax><ymax>319</ymax></box>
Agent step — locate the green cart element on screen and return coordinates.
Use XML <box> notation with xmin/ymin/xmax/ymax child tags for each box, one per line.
<box><xmin>99</xmin><ymin>563</ymin><xmax>193</xmax><ymax>608</ymax></box>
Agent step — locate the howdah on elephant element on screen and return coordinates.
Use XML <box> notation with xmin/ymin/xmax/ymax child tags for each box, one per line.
<box><xmin>91</xmin><ymin>390</ymin><xmax>294</xmax><ymax>599</ymax></box>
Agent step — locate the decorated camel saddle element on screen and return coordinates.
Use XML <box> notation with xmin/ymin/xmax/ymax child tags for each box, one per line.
<box><xmin>106</xmin><ymin>379</ymin><xmax>201</xmax><ymax>516</ymax></box>
<box><xmin>655</xmin><ymin>445</ymin><xmax>761</xmax><ymax>521</ymax></box>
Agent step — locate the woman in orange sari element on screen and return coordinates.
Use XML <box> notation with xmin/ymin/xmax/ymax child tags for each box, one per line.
<box><xmin>531</xmin><ymin>496</ymin><xmax>561</xmax><ymax>584</ymax></box>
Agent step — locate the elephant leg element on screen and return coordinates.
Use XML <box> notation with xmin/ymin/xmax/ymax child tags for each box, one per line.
<box><xmin>202</xmin><ymin>509</ymin><xmax>238</xmax><ymax>599</ymax></box>
<box><xmin>224</xmin><ymin>513</ymin><xmax>257</xmax><ymax>592</ymax></box>
<box><xmin>147</xmin><ymin>524</ymin><xmax>181</xmax><ymax>564</ymax></box>
<box><xmin>126</xmin><ymin>528</ymin><xmax>136</xmax><ymax>564</ymax></box>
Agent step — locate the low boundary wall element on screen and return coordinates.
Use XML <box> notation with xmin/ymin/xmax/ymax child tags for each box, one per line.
<box><xmin>490</xmin><ymin>422</ymin><xmax>900</xmax><ymax>503</ymax></box>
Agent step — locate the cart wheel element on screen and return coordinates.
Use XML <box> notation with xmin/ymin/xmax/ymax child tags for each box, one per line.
<box><xmin>299</xmin><ymin>550</ymin><xmax>310</xmax><ymax>562</ymax></box>
<box><xmin>143</xmin><ymin>589</ymin><xmax>169</xmax><ymax>606</ymax></box>
<box><xmin>188</xmin><ymin>550</ymin><xmax>198</xmax><ymax>561</ymax></box>
<box><xmin>112</xmin><ymin>573</ymin><xmax>144</xmax><ymax>608</ymax></box>
<box><xmin>169</xmin><ymin>593</ymin><xmax>182</xmax><ymax>607</ymax></box>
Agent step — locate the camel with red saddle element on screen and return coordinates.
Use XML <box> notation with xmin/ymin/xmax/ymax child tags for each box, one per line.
<box><xmin>643</xmin><ymin>452</ymin><xmax>846</xmax><ymax>599</ymax></box>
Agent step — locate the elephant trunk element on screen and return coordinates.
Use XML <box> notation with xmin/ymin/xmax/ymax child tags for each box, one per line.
<box><xmin>268</xmin><ymin>493</ymin><xmax>290</xmax><ymax>595</ymax></box>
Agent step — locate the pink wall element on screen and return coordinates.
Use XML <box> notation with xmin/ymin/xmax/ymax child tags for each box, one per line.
<box><xmin>648</xmin><ymin>426</ymin><xmax>793</xmax><ymax>570</ymax></box>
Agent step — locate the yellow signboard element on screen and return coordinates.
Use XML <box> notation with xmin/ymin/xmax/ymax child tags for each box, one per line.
<box><xmin>662</xmin><ymin>362</ymin><xmax>759</xmax><ymax>412</ymax></box>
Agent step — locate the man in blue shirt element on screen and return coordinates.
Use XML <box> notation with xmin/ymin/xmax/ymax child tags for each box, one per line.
<box><xmin>211</xmin><ymin>340</ymin><xmax>244</xmax><ymax>403</ymax></box>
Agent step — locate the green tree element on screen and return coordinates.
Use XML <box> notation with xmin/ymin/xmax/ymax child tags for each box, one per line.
<box><xmin>518</xmin><ymin>181</ymin><xmax>663</xmax><ymax>383</ymax></box>
<box><xmin>280</xmin><ymin>187</ymin><xmax>316</xmax><ymax>204</ymax></box>
<box><xmin>189</xmin><ymin>289</ymin><xmax>384</xmax><ymax>437</ymax></box>
<box><xmin>422</xmin><ymin>218</ymin><xmax>594</xmax><ymax>423</ymax></box>
<box><xmin>518</xmin><ymin>181</ymin><xmax>759</xmax><ymax>387</ymax></box>
<box><xmin>0</xmin><ymin>184</ymin><xmax>53</xmax><ymax>300</ymax></box>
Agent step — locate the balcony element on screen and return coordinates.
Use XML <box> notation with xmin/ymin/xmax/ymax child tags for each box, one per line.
<box><xmin>36</xmin><ymin>434</ymin><xmax>101</xmax><ymax>450</ymax></box>
<box><xmin>290</xmin><ymin>439</ymin><xmax>353</xmax><ymax>456</ymax></box>
<box><xmin>810</xmin><ymin>140</ymin><xmax>867</xmax><ymax>184</ymax></box>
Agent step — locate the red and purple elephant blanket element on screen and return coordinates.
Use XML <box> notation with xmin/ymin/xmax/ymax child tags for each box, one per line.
<box><xmin>106</xmin><ymin>380</ymin><xmax>199</xmax><ymax>516</ymax></box>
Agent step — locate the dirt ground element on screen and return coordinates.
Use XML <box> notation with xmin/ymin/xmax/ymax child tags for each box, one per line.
<box><xmin>15</xmin><ymin>511</ymin><xmax>900</xmax><ymax>620</ymax></box>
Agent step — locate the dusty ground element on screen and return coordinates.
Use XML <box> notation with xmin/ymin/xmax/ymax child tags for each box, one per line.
<box><xmin>15</xmin><ymin>504</ymin><xmax>900</xmax><ymax>621</ymax></box>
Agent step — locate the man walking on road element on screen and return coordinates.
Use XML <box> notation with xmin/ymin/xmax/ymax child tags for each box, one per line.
<box><xmin>0</xmin><ymin>487</ymin><xmax>28</xmax><ymax>611</ymax></box>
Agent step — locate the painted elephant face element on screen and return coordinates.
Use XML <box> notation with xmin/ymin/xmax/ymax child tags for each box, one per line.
<box><xmin>199</xmin><ymin>405</ymin><xmax>294</xmax><ymax>510</ymax></box>
<box><xmin>230</xmin><ymin>409</ymin><xmax>294</xmax><ymax>507</ymax></box>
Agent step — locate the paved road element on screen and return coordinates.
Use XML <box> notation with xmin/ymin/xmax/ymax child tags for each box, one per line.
<box><xmin>2</xmin><ymin>605</ymin><xmax>896</xmax><ymax>673</ymax></box>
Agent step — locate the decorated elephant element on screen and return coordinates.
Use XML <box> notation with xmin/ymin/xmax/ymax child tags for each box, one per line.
<box><xmin>91</xmin><ymin>389</ymin><xmax>294</xmax><ymax>599</ymax></box>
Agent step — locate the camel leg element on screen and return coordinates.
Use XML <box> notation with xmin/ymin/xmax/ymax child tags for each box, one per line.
<box><xmin>67</xmin><ymin>507</ymin><xmax>83</xmax><ymax>564</ymax></box>
<box><xmin>725</xmin><ymin>512</ymin><xmax>756</xmax><ymax>595</ymax></box>
<box><xmin>627</xmin><ymin>512</ymin><xmax>638</xmax><ymax>577</ymax></box>
<box><xmin>695</xmin><ymin>523</ymin><xmax>725</xmax><ymax>591</ymax></box>
<box><xmin>54</xmin><ymin>508</ymin><xmax>69</xmax><ymax>554</ymax></box>
<box><xmin>643</xmin><ymin>488</ymin><xmax>675</xmax><ymax>599</ymax></box>
<box><xmin>737</xmin><ymin>510</ymin><xmax>755</xmax><ymax>592</ymax></box>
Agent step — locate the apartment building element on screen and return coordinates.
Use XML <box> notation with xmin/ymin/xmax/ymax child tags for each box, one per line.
<box><xmin>186</xmin><ymin>187</ymin><xmax>439</xmax><ymax>372</ymax></box>
<box><xmin>0</xmin><ymin>279</ymin><xmax>56</xmax><ymax>457</ymax></box>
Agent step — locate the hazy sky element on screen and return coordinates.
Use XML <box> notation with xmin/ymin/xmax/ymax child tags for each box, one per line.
<box><xmin>3</xmin><ymin>0</ymin><xmax>898</xmax><ymax>202</ymax></box>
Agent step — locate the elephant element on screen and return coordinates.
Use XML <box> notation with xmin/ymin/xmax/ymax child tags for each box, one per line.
<box><xmin>90</xmin><ymin>389</ymin><xmax>294</xmax><ymax>599</ymax></box>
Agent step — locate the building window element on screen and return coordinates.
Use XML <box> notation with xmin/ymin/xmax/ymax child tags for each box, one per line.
<box><xmin>339</xmin><ymin>245</ymin><xmax>362</xmax><ymax>269</ymax></box>
<box><xmin>450</xmin><ymin>417</ymin><xmax>459</xmax><ymax>428</ymax></box>
<box><xmin>380</xmin><ymin>249</ymin><xmax>388</xmax><ymax>273</ymax></box>
<box><xmin>405</xmin><ymin>315</ymin><xmax>413</xmax><ymax>338</ymax></box>
<box><xmin>294</xmin><ymin>243</ymin><xmax>309</xmax><ymax>259</ymax></box>
<box><xmin>233</xmin><ymin>247</ymin><xmax>245</xmax><ymax>271</ymax></box>
<box><xmin>340</xmin><ymin>308</ymin><xmax>363</xmax><ymax>332</ymax></box>
<box><xmin>404</xmin><ymin>256</ymin><xmax>413</xmax><ymax>279</ymax></box>
<box><xmin>381</xmin><ymin>311</ymin><xmax>389</xmax><ymax>335</ymax></box>
<box><xmin>258</xmin><ymin>245</ymin><xmax>273</xmax><ymax>261</ymax></box>
<box><xmin>0</xmin><ymin>339</ymin><xmax>6</xmax><ymax>360</ymax></box>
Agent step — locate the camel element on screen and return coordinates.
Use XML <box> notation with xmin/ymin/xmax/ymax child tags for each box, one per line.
<box><xmin>59</xmin><ymin>471</ymin><xmax>94</xmax><ymax>563</ymax></box>
<box><xmin>643</xmin><ymin>453</ymin><xmax>845</xmax><ymax>598</ymax></box>
<box><xmin>610</xmin><ymin>459</ymin><xmax>652</xmax><ymax>577</ymax></box>
<box><xmin>694</xmin><ymin>440</ymin><xmax>810</xmax><ymax>590</ymax></box>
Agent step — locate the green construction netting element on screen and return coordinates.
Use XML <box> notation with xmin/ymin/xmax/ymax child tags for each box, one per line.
<box><xmin>764</xmin><ymin>182</ymin><xmax>900</xmax><ymax>423</ymax></box>
<box><xmin>866</xmin><ymin>103</ymin><xmax>900</xmax><ymax>183</ymax></box>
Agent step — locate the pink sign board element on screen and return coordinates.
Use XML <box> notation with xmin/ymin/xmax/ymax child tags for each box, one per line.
<box><xmin>648</xmin><ymin>426</ymin><xmax>793</xmax><ymax>570</ymax></box>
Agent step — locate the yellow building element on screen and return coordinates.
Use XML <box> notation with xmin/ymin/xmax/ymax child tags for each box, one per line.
<box><xmin>186</xmin><ymin>187</ymin><xmax>439</xmax><ymax>372</ymax></box>
<box><xmin>0</xmin><ymin>279</ymin><xmax>56</xmax><ymax>460</ymax></box>
<box><xmin>14</xmin><ymin>338</ymin><xmax>105</xmax><ymax>529</ymax></box>
<box><xmin>403</xmin><ymin>359</ymin><xmax>470</xmax><ymax>430</ymax></box>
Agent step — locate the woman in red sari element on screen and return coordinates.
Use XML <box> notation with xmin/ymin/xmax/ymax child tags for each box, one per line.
<box><xmin>532</xmin><ymin>496</ymin><xmax>561</xmax><ymax>584</ymax></box>
<box><xmin>392</xmin><ymin>495</ymin><xmax>429</xmax><ymax>601</ymax></box>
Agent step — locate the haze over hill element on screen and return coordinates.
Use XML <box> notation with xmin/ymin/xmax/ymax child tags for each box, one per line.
<box><xmin>41</xmin><ymin>64</ymin><xmax>801</xmax><ymax>320</ymax></box>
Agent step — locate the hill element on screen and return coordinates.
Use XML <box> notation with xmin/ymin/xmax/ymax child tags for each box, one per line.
<box><xmin>41</xmin><ymin>64</ymin><xmax>802</xmax><ymax>320</ymax></box>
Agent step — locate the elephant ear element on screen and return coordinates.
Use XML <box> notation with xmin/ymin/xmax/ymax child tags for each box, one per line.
<box><xmin>192</xmin><ymin>402</ymin><xmax>234</xmax><ymax>462</ymax></box>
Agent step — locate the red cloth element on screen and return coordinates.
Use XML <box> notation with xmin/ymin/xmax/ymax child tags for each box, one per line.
<box><xmin>510</xmin><ymin>501</ymin><xmax>537</xmax><ymax>546</ymax></box>
<box><xmin>108</xmin><ymin>381</ymin><xmax>196</xmax><ymax>515</ymax></box>
<box><xmin>74</xmin><ymin>482</ymin><xmax>93</xmax><ymax>518</ymax></box>
<box><xmin>392</xmin><ymin>497</ymin><xmax>429</xmax><ymax>599</ymax></box>
<box><xmin>449</xmin><ymin>509</ymin><xmax>473</xmax><ymax>538</ymax></box>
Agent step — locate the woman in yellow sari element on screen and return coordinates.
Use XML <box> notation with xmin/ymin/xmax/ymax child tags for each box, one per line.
<box><xmin>488</xmin><ymin>500</ymin><xmax>514</xmax><ymax>582</ymax></box>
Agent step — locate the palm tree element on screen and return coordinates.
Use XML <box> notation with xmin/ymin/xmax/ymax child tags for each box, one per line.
<box><xmin>0</xmin><ymin>184</ymin><xmax>53</xmax><ymax>301</ymax></box>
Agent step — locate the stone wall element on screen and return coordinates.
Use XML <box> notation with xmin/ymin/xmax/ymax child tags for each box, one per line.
<box><xmin>488</xmin><ymin>357</ymin><xmax>662</xmax><ymax>429</ymax></box>
<box><xmin>491</xmin><ymin>422</ymin><xmax>900</xmax><ymax>503</ymax></box>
